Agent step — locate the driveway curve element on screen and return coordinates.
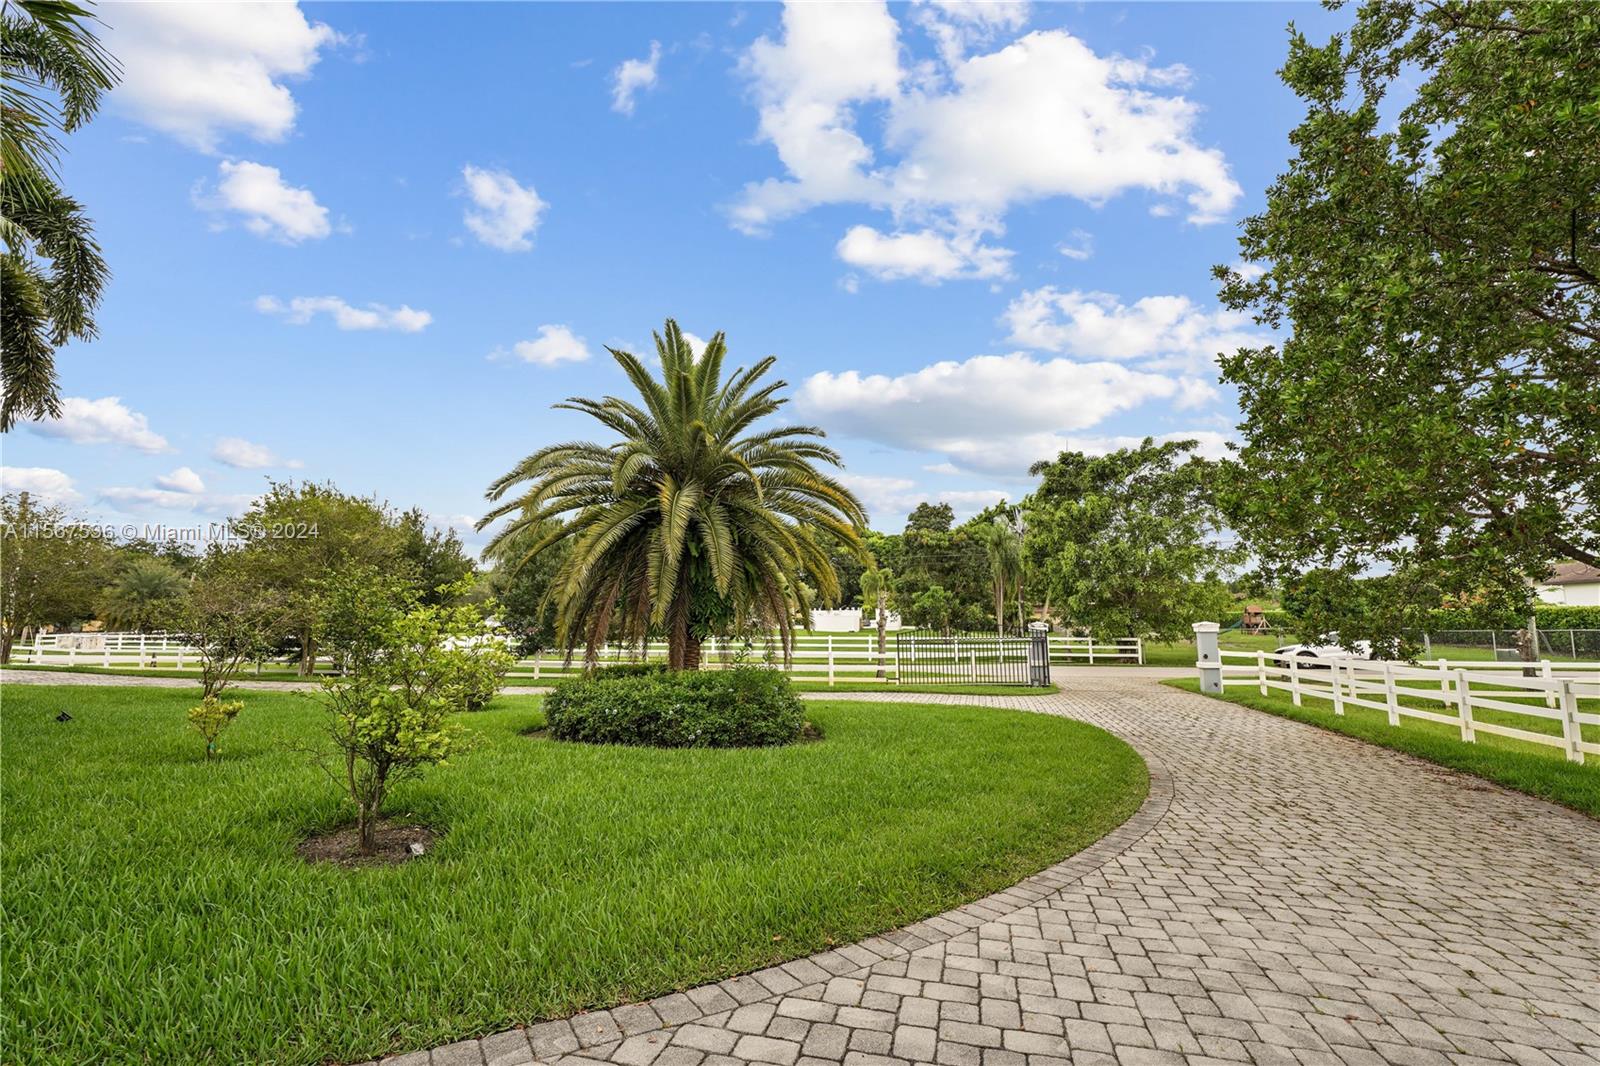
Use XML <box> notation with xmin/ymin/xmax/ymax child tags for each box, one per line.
<box><xmin>7</xmin><ymin>672</ymin><xmax>1597</xmax><ymax>1066</ymax></box>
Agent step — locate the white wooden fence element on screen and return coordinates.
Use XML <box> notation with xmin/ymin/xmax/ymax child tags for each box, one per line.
<box><xmin>11</xmin><ymin>630</ymin><xmax>1142</xmax><ymax>683</ymax></box>
<box><xmin>1206</xmin><ymin>648</ymin><xmax>1600</xmax><ymax>764</ymax></box>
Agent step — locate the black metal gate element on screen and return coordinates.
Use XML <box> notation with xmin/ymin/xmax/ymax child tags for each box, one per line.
<box><xmin>894</xmin><ymin>632</ymin><xmax>1047</xmax><ymax>686</ymax></box>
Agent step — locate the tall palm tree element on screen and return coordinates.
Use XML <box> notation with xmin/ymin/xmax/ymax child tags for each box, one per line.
<box><xmin>2</xmin><ymin>0</ymin><xmax>119</xmax><ymax>430</ymax></box>
<box><xmin>479</xmin><ymin>320</ymin><xmax>868</xmax><ymax>669</ymax></box>
<box><xmin>977</xmin><ymin>512</ymin><xmax>1025</xmax><ymax>635</ymax></box>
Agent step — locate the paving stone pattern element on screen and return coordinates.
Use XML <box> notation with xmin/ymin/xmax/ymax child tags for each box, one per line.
<box><xmin>341</xmin><ymin>680</ymin><xmax>1600</xmax><ymax>1066</ymax></box>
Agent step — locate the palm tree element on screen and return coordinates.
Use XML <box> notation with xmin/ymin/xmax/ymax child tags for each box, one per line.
<box><xmin>2</xmin><ymin>0</ymin><xmax>119</xmax><ymax>430</ymax></box>
<box><xmin>977</xmin><ymin>512</ymin><xmax>1025</xmax><ymax>635</ymax></box>
<box><xmin>97</xmin><ymin>555</ymin><xmax>187</xmax><ymax>632</ymax></box>
<box><xmin>479</xmin><ymin>320</ymin><xmax>868</xmax><ymax>670</ymax></box>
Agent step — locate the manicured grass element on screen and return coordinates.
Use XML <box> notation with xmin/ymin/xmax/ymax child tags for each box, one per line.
<box><xmin>1164</xmin><ymin>678</ymin><xmax>1600</xmax><ymax>817</ymax></box>
<box><xmin>2</xmin><ymin>683</ymin><xmax>1145</xmax><ymax>1065</ymax></box>
<box><xmin>6</xmin><ymin>662</ymin><xmax>318</xmax><ymax>681</ymax></box>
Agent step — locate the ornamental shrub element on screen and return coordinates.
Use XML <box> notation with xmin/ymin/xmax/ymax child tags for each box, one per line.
<box><xmin>187</xmin><ymin>696</ymin><xmax>244</xmax><ymax>761</ymax></box>
<box><xmin>545</xmin><ymin>666</ymin><xmax>806</xmax><ymax>748</ymax></box>
<box><xmin>588</xmin><ymin>662</ymin><xmax>668</xmax><ymax>680</ymax></box>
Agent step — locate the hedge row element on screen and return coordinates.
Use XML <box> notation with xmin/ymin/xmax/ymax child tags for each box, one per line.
<box><xmin>544</xmin><ymin>665</ymin><xmax>807</xmax><ymax>748</ymax></box>
<box><xmin>1250</xmin><ymin>605</ymin><xmax>1600</xmax><ymax>632</ymax></box>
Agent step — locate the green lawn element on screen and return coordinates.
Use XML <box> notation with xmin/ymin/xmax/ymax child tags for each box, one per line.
<box><xmin>2</xmin><ymin>683</ymin><xmax>1145</xmax><ymax>1066</ymax></box>
<box><xmin>1164</xmin><ymin>678</ymin><xmax>1600</xmax><ymax>817</ymax></box>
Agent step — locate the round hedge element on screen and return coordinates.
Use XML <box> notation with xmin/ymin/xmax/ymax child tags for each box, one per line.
<box><xmin>544</xmin><ymin>666</ymin><xmax>807</xmax><ymax>748</ymax></box>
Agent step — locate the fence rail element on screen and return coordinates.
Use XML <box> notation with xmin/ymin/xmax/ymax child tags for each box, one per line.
<box><xmin>11</xmin><ymin>630</ymin><xmax>1141</xmax><ymax>683</ymax></box>
<box><xmin>1204</xmin><ymin>648</ymin><xmax>1600</xmax><ymax>764</ymax></box>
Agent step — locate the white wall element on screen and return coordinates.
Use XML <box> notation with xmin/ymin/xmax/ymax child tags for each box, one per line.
<box><xmin>1537</xmin><ymin>582</ymin><xmax>1600</xmax><ymax>606</ymax></box>
<box><xmin>808</xmin><ymin>609</ymin><xmax>904</xmax><ymax>632</ymax></box>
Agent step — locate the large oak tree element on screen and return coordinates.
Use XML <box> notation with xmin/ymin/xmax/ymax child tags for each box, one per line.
<box><xmin>1216</xmin><ymin>1</ymin><xmax>1598</xmax><ymax>638</ymax></box>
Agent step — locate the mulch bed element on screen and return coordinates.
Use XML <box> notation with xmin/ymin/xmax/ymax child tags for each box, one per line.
<box><xmin>296</xmin><ymin>820</ymin><xmax>438</xmax><ymax>868</ymax></box>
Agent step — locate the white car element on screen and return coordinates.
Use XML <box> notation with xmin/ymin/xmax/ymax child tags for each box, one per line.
<box><xmin>1274</xmin><ymin>637</ymin><xmax>1372</xmax><ymax>668</ymax></box>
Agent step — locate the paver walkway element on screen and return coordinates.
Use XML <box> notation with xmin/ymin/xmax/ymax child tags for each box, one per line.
<box><xmin>362</xmin><ymin>679</ymin><xmax>1600</xmax><ymax>1066</ymax></box>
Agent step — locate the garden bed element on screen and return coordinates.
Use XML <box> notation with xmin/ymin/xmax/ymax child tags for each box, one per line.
<box><xmin>2</xmin><ymin>682</ymin><xmax>1146</xmax><ymax>1065</ymax></box>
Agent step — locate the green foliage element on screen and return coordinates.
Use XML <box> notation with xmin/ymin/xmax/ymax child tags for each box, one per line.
<box><xmin>545</xmin><ymin>667</ymin><xmax>807</xmax><ymax>748</ymax></box>
<box><xmin>96</xmin><ymin>555</ymin><xmax>186</xmax><ymax>633</ymax></box>
<box><xmin>313</xmin><ymin>575</ymin><xmax>505</xmax><ymax>850</ymax></box>
<box><xmin>1215</xmin><ymin>1</ymin><xmax>1600</xmax><ymax>645</ymax></box>
<box><xmin>1427</xmin><ymin>604</ymin><xmax>1600</xmax><ymax>632</ymax></box>
<box><xmin>1024</xmin><ymin>439</ymin><xmax>1239</xmax><ymax>640</ymax></box>
<box><xmin>588</xmin><ymin>661</ymin><xmax>670</xmax><ymax>680</ymax></box>
<box><xmin>908</xmin><ymin>584</ymin><xmax>957</xmax><ymax>635</ymax></box>
<box><xmin>165</xmin><ymin>549</ymin><xmax>290</xmax><ymax>700</ymax></box>
<box><xmin>483</xmin><ymin>514</ymin><xmax>570</xmax><ymax>654</ymax></box>
<box><xmin>479</xmin><ymin>319</ymin><xmax>867</xmax><ymax>670</ymax></box>
<box><xmin>1</xmin><ymin>0</ymin><xmax>119</xmax><ymax>429</ymax></box>
<box><xmin>232</xmin><ymin>481</ymin><xmax>431</xmax><ymax>675</ymax></box>
<box><xmin>186</xmin><ymin>696</ymin><xmax>243</xmax><ymax>761</ymax></box>
<box><xmin>0</xmin><ymin>491</ymin><xmax>111</xmax><ymax>662</ymax></box>
<box><xmin>972</xmin><ymin>509</ymin><xmax>1026</xmax><ymax>633</ymax></box>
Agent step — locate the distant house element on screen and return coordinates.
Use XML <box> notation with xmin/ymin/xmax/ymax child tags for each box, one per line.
<box><xmin>1534</xmin><ymin>561</ymin><xmax>1600</xmax><ymax>607</ymax></box>
<box><xmin>809</xmin><ymin>608</ymin><xmax>904</xmax><ymax>632</ymax></box>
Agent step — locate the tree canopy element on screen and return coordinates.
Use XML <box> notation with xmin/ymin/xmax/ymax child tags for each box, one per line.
<box><xmin>1024</xmin><ymin>439</ymin><xmax>1237</xmax><ymax>640</ymax></box>
<box><xmin>478</xmin><ymin>319</ymin><xmax>867</xmax><ymax>669</ymax></box>
<box><xmin>1216</xmin><ymin>0</ymin><xmax>1599</xmax><ymax>643</ymax></box>
<box><xmin>1</xmin><ymin>0</ymin><xmax>119</xmax><ymax>429</ymax></box>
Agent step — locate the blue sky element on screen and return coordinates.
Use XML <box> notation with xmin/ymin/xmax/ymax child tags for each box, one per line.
<box><xmin>3</xmin><ymin>1</ymin><xmax>1345</xmax><ymax>549</ymax></box>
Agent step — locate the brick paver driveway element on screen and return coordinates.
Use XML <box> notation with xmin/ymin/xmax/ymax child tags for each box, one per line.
<box><xmin>371</xmin><ymin>678</ymin><xmax>1600</xmax><ymax>1066</ymax></box>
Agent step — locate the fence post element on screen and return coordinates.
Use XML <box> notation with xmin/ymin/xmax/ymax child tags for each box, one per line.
<box><xmin>103</xmin><ymin>645</ymin><xmax>111</xmax><ymax>667</ymax></box>
<box><xmin>827</xmin><ymin>636</ymin><xmax>835</xmax><ymax>688</ymax></box>
<box><xmin>1193</xmin><ymin>622</ymin><xmax>1222</xmax><ymax>694</ymax></box>
<box><xmin>1087</xmin><ymin>638</ymin><xmax>1096</xmax><ymax>665</ymax></box>
<box><xmin>1288</xmin><ymin>652</ymin><xmax>1302</xmax><ymax>707</ymax></box>
<box><xmin>532</xmin><ymin>653</ymin><xmax>541</xmax><ymax>681</ymax></box>
<box><xmin>1136</xmin><ymin>637</ymin><xmax>1144</xmax><ymax>665</ymax></box>
<box><xmin>139</xmin><ymin>633</ymin><xmax>147</xmax><ymax>667</ymax></box>
<box><xmin>1455</xmin><ymin>669</ymin><xmax>1474</xmax><ymax>743</ymax></box>
<box><xmin>1541</xmin><ymin>660</ymin><xmax>1556</xmax><ymax>708</ymax></box>
<box><xmin>1383</xmin><ymin>662</ymin><xmax>1400</xmax><ymax>726</ymax></box>
<box><xmin>68</xmin><ymin>645</ymin><xmax>77</xmax><ymax>665</ymax></box>
<box><xmin>893</xmin><ymin>637</ymin><xmax>901</xmax><ymax>685</ymax></box>
<box><xmin>1257</xmin><ymin>649</ymin><xmax>1268</xmax><ymax>695</ymax></box>
<box><xmin>1559</xmin><ymin>680</ymin><xmax>1584</xmax><ymax>764</ymax></box>
<box><xmin>1331</xmin><ymin>660</ymin><xmax>1345</xmax><ymax>716</ymax></box>
<box><xmin>1437</xmin><ymin>659</ymin><xmax>1449</xmax><ymax>697</ymax></box>
<box><xmin>175</xmin><ymin>648</ymin><xmax>183</xmax><ymax>669</ymax></box>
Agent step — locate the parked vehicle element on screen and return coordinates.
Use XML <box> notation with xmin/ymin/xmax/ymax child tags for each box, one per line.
<box><xmin>1274</xmin><ymin>636</ymin><xmax>1373</xmax><ymax>669</ymax></box>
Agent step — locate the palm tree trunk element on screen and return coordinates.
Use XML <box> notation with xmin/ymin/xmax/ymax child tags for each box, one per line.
<box><xmin>875</xmin><ymin>588</ymin><xmax>888</xmax><ymax>678</ymax></box>
<box><xmin>683</xmin><ymin>636</ymin><xmax>702</xmax><ymax>671</ymax></box>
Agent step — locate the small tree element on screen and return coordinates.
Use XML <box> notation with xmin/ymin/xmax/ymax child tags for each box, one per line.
<box><xmin>859</xmin><ymin>565</ymin><xmax>894</xmax><ymax>678</ymax></box>
<box><xmin>911</xmin><ymin>585</ymin><xmax>956</xmax><ymax>636</ymax></box>
<box><xmin>166</xmin><ymin>551</ymin><xmax>288</xmax><ymax>699</ymax></box>
<box><xmin>314</xmin><ymin>576</ymin><xmax>503</xmax><ymax>852</ymax></box>
<box><xmin>187</xmin><ymin>696</ymin><xmax>243</xmax><ymax>761</ymax></box>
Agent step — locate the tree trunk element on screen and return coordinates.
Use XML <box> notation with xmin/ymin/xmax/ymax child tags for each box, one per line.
<box><xmin>682</xmin><ymin>635</ymin><xmax>702</xmax><ymax>671</ymax></box>
<box><xmin>0</xmin><ymin>631</ymin><xmax>13</xmax><ymax>666</ymax></box>
<box><xmin>875</xmin><ymin>588</ymin><xmax>888</xmax><ymax>679</ymax></box>
<box><xmin>299</xmin><ymin>630</ymin><xmax>316</xmax><ymax>677</ymax></box>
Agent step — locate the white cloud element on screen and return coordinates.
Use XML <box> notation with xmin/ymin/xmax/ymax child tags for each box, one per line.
<box><xmin>461</xmin><ymin>165</ymin><xmax>547</xmax><ymax>252</ymax></box>
<box><xmin>212</xmin><ymin>437</ymin><xmax>299</xmax><ymax>470</ymax></box>
<box><xmin>1002</xmin><ymin>287</ymin><xmax>1260</xmax><ymax>372</ymax></box>
<box><xmin>612</xmin><ymin>41</ymin><xmax>662</xmax><ymax>115</ymax></box>
<box><xmin>256</xmin><ymin>295</ymin><xmax>432</xmax><ymax>332</ymax></box>
<box><xmin>106</xmin><ymin>2</ymin><xmax>341</xmax><ymax>152</ymax></box>
<box><xmin>731</xmin><ymin>1</ymin><xmax>903</xmax><ymax>235</ymax></box>
<box><xmin>27</xmin><ymin>397</ymin><xmax>171</xmax><ymax>454</ymax></box>
<box><xmin>154</xmin><ymin>467</ymin><xmax>206</xmax><ymax>494</ymax></box>
<box><xmin>835</xmin><ymin>224</ymin><xmax>1011</xmax><ymax>282</ymax></box>
<box><xmin>798</xmin><ymin>352</ymin><xmax>1179</xmax><ymax>474</ymax></box>
<box><xmin>837</xmin><ymin>472</ymin><xmax>1014</xmax><ymax>525</ymax></box>
<box><xmin>0</xmin><ymin>466</ymin><xmax>82</xmax><ymax>504</ymax></box>
<box><xmin>732</xmin><ymin>4</ymin><xmax>1241</xmax><ymax>281</ymax></box>
<box><xmin>197</xmin><ymin>160</ymin><xmax>330</xmax><ymax>243</ymax></box>
<box><xmin>99</xmin><ymin>486</ymin><xmax>254</xmax><ymax>516</ymax></box>
<box><xmin>500</xmin><ymin>325</ymin><xmax>593</xmax><ymax>367</ymax></box>
<box><xmin>1175</xmin><ymin>376</ymin><xmax>1220</xmax><ymax>411</ymax></box>
<box><xmin>1057</xmin><ymin>229</ymin><xmax>1093</xmax><ymax>260</ymax></box>
<box><xmin>912</xmin><ymin>1</ymin><xmax>1031</xmax><ymax>68</ymax></box>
